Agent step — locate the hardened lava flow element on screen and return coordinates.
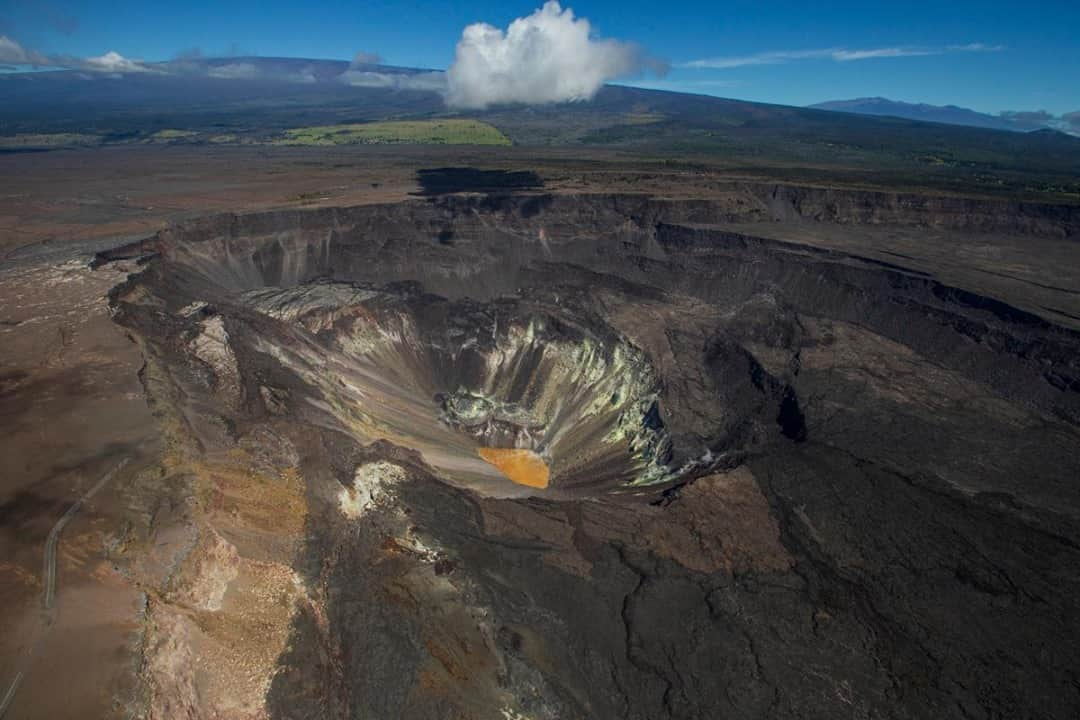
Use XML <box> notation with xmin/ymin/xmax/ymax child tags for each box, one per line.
<box><xmin>99</xmin><ymin>187</ymin><xmax>1080</xmax><ymax>719</ymax></box>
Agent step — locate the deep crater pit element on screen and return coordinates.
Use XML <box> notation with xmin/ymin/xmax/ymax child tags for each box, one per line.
<box><xmin>243</xmin><ymin>282</ymin><xmax>674</xmax><ymax>495</ymax></box>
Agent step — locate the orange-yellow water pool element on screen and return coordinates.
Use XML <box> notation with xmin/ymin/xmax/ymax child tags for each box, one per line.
<box><xmin>477</xmin><ymin>447</ymin><xmax>550</xmax><ymax>489</ymax></box>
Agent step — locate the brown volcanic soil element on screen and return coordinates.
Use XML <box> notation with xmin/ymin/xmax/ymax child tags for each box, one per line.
<box><xmin>3</xmin><ymin>148</ymin><xmax>1080</xmax><ymax>719</ymax></box>
<box><xmin>0</xmin><ymin>258</ymin><xmax>157</xmax><ymax>718</ymax></box>
<box><xmin>4</xmin><ymin>143</ymin><xmax>1077</xmax><ymax>256</ymax></box>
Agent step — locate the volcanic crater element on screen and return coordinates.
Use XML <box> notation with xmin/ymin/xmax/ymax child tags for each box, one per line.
<box><xmin>99</xmin><ymin>185</ymin><xmax>1080</xmax><ymax>719</ymax></box>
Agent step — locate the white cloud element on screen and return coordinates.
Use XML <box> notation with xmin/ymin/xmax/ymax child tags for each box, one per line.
<box><xmin>831</xmin><ymin>47</ymin><xmax>936</xmax><ymax>61</ymax></box>
<box><xmin>83</xmin><ymin>50</ymin><xmax>152</xmax><ymax>73</ymax></box>
<box><xmin>0</xmin><ymin>36</ymin><xmax>155</xmax><ymax>73</ymax></box>
<box><xmin>207</xmin><ymin>62</ymin><xmax>261</xmax><ymax>80</ymax></box>
<box><xmin>287</xmin><ymin>67</ymin><xmax>318</xmax><ymax>84</ymax></box>
<box><xmin>682</xmin><ymin>43</ymin><xmax>1002</xmax><ymax>70</ymax></box>
<box><xmin>0</xmin><ymin>35</ymin><xmax>29</xmax><ymax>63</ymax></box>
<box><xmin>0</xmin><ymin>35</ymin><xmax>48</xmax><ymax>65</ymax></box>
<box><xmin>350</xmin><ymin>51</ymin><xmax>382</xmax><ymax>66</ymax></box>
<box><xmin>338</xmin><ymin>69</ymin><xmax>447</xmax><ymax>91</ymax></box>
<box><xmin>446</xmin><ymin>1</ymin><xmax>657</xmax><ymax>109</ymax></box>
<box><xmin>682</xmin><ymin>49</ymin><xmax>829</xmax><ymax>69</ymax></box>
<box><xmin>200</xmin><ymin>61</ymin><xmax>329</xmax><ymax>84</ymax></box>
<box><xmin>624</xmin><ymin>78</ymin><xmax>742</xmax><ymax>93</ymax></box>
<box><xmin>949</xmin><ymin>43</ymin><xmax>1004</xmax><ymax>53</ymax></box>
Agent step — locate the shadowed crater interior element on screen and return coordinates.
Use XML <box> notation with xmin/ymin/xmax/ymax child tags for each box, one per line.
<box><xmin>415</xmin><ymin>167</ymin><xmax>543</xmax><ymax>195</ymax></box>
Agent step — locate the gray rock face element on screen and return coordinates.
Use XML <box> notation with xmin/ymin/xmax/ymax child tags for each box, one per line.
<box><xmin>105</xmin><ymin>188</ymin><xmax>1080</xmax><ymax>719</ymax></box>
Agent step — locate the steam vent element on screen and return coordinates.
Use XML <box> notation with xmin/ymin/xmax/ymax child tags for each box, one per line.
<box><xmin>96</xmin><ymin>188</ymin><xmax>1080</xmax><ymax>719</ymax></box>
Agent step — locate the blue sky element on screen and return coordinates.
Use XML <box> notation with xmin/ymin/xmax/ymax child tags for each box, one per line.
<box><xmin>2</xmin><ymin>0</ymin><xmax>1078</xmax><ymax>114</ymax></box>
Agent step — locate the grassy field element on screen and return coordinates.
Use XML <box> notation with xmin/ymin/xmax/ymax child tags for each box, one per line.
<box><xmin>146</xmin><ymin>129</ymin><xmax>200</xmax><ymax>142</ymax></box>
<box><xmin>0</xmin><ymin>133</ymin><xmax>101</xmax><ymax>149</ymax></box>
<box><xmin>273</xmin><ymin>119</ymin><xmax>511</xmax><ymax>146</ymax></box>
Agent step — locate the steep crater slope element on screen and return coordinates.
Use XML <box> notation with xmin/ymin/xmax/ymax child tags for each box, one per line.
<box><xmin>243</xmin><ymin>284</ymin><xmax>674</xmax><ymax>494</ymax></box>
<box><xmin>104</xmin><ymin>190</ymin><xmax>1080</xmax><ymax>719</ymax></box>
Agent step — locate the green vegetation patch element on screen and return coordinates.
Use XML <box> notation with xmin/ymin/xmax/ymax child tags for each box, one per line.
<box><xmin>0</xmin><ymin>133</ymin><xmax>101</xmax><ymax>148</ymax></box>
<box><xmin>146</xmin><ymin>129</ymin><xmax>200</xmax><ymax>143</ymax></box>
<box><xmin>274</xmin><ymin>119</ymin><xmax>511</xmax><ymax>146</ymax></box>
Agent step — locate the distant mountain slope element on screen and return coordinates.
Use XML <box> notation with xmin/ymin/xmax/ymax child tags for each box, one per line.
<box><xmin>810</xmin><ymin>97</ymin><xmax>1049</xmax><ymax>133</ymax></box>
<box><xmin>2</xmin><ymin>58</ymin><xmax>1079</xmax><ymax>201</ymax></box>
<box><xmin>0</xmin><ymin>57</ymin><xmax>448</xmax><ymax>136</ymax></box>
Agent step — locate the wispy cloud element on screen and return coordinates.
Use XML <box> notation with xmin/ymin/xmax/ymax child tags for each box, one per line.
<box><xmin>682</xmin><ymin>49</ymin><xmax>828</xmax><ymax>69</ymax></box>
<box><xmin>0</xmin><ymin>35</ymin><xmax>49</xmax><ymax>65</ymax></box>
<box><xmin>682</xmin><ymin>43</ymin><xmax>1001</xmax><ymax>70</ymax></box>
<box><xmin>831</xmin><ymin>47</ymin><xmax>937</xmax><ymax>61</ymax></box>
<box><xmin>84</xmin><ymin>50</ymin><xmax>153</xmax><ymax>73</ymax></box>
<box><xmin>338</xmin><ymin>69</ymin><xmax>447</xmax><ymax>91</ymax></box>
<box><xmin>0</xmin><ymin>35</ymin><xmax>442</xmax><ymax>89</ymax></box>
<box><xmin>1062</xmin><ymin>111</ymin><xmax>1080</xmax><ymax>135</ymax></box>
<box><xmin>350</xmin><ymin>51</ymin><xmax>382</xmax><ymax>66</ymax></box>
<box><xmin>999</xmin><ymin>109</ymin><xmax>1080</xmax><ymax>136</ymax></box>
<box><xmin>948</xmin><ymin>43</ymin><xmax>1004</xmax><ymax>53</ymax></box>
<box><xmin>624</xmin><ymin>78</ymin><xmax>742</xmax><ymax>93</ymax></box>
<box><xmin>0</xmin><ymin>34</ymin><xmax>155</xmax><ymax>73</ymax></box>
<box><xmin>206</xmin><ymin>62</ymin><xmax>261</xmax><ymax>80</ymax></box>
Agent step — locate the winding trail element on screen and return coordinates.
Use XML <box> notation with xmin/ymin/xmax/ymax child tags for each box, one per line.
<box><xmin>0</xmin><ymin>673</ymin><xmax>22</xmax><ymax>719</ymax></box>
<box><xmin>0</xmin><ymin>457</ymin><xmax>129</xmax><ymax>718</ymax></box>
<box><xmin>42</xmin><ymin>458</ymin><xmax>129</xmax><ymax>610</ymax></box>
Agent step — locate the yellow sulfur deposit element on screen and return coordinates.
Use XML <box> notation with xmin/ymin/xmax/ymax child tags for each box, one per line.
<box><xmin>477</xmin><ymin>448</ymin><xmax>550</xmax><ymax>489</ymax></box>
